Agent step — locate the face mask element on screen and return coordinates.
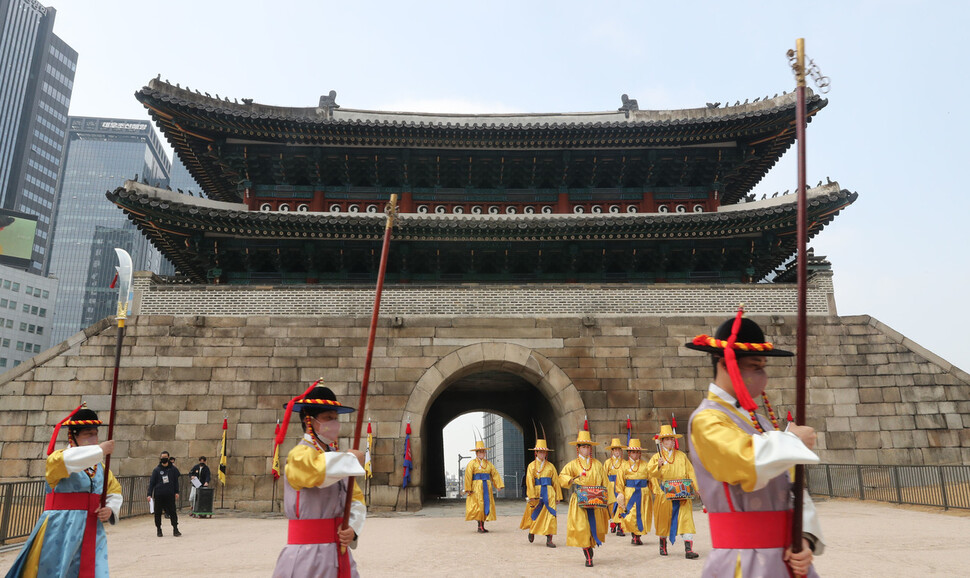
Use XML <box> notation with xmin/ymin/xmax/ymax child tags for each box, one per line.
<box><xmin>160</xmin><ymin>458</ymin><xmax>169</xmax><ymax>465</ymax></box>
<box><xmin>314</xmin><ymin>419</ymin><xmax>340</xmax><ymax>444</ymax></box>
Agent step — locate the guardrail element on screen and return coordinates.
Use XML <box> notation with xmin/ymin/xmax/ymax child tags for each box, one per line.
<box><xmin>0</xmin><ymin>475</ymin><xmax>191</xmax><ymax>546</ymax></box>
<box><xmin>806</xmin><ymin>464</ymin><xmax>970</xmax><ymax>510</ymax></box>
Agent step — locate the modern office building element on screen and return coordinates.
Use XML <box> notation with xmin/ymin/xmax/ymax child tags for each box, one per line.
<box><xmin>0</xmin><ymin>263</ymin><xmax>57</xmax><ymax>372</ymax></box>
<box><xmin>0</xmin><ymin>1</ymin><xmax>76</xmax><ymax>274</ymax></box>
<box><xmin>47</xmin><ymin>117</ymin><xmax>172</xmax><ymax>344</ymax></box>
<box><xmin>482</xmin><ymin>413</ymin><xmax>525</xmax><ymax>498</ymax></box>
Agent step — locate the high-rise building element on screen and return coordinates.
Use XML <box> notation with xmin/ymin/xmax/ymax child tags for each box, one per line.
<box><xmin>47</xmin><ymin>117</ymin><xmax>171</xmax><ymax>344</ymax></box>
<box><xmin>0</xmin><ymin>1</ymin><xmax>75</xmax><ymax>274</ymax></box>
<box><xmin>482</xmin><ymin>413</ymin><xmax>525</xmax><ymax>498</ymax></box>
<box><xmin>0</xmin><ymin>263</ymin><xmax>57</xmax><ymax>372</ymax></box>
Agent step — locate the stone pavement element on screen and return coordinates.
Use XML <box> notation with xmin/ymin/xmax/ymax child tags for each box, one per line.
<box><xmin>2</xmin><ymin>498</ymin><xmax>968</xmax><ymax>576</ymax></box>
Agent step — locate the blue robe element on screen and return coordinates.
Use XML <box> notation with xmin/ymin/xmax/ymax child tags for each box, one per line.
<box><xmin>6</xmin><ymin>449</ymin><xmax>120</xmax><ymax>578</ymax></box>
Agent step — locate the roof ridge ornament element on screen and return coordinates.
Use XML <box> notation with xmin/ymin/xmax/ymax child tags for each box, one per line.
<box><xmin>618</xmin><ymin>94</ymin><xmax>639</xmax><ymax>117</ymax></box>
<box><xmin>319</xmin><ymin>90</ymin><xmax>340</xmax><ymax>118</ymax></box>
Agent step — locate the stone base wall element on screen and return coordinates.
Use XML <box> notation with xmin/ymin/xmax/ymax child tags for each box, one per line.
<box><xmin>1</xmin><ymin>284</ymin><xmax>967</xmax><ymax>511</ymax></box>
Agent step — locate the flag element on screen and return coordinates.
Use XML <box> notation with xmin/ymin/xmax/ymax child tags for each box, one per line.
<box><xmin>364</xmin><ymin>421</ymin><xmax>373</xmax><ymax>479</ymax></box>
<box><xmin>626</xmin><ymin>416</ymin><xmax>632</xmax><ymax>446</ymax></box>
<box><xmin>219</xmin><ymin>417</ymin><xmax>228</xmax><ymax>485</ymax></box>
<box><xmin>402</xmin><ymin>421</ymin><xmax>412</xmax><ymax>488</ymax></box>
<box><xmin>271</xmin><ymin>420</ymin><xmax>281</xmax><ymax>480</ymax></box>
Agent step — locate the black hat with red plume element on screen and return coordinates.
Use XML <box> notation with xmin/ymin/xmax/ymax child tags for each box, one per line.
<box><xmin>47</xmin><ymin>403</ymin><xmax>102</xmax><ymax>455</ymax></box>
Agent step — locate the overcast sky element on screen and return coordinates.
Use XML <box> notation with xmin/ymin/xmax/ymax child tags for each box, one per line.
<box><xmin>47</xmin><ymin>2</ymin><xmax>969</xmax><ymax>467</ymax></box>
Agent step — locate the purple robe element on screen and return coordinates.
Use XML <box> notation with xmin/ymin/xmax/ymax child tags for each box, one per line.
<box><xmin>689</xmin><ymin>397</ymin><xmax>820</xmax><ymax>578</ymax></box>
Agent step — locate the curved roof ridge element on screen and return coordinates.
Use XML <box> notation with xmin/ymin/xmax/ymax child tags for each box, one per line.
<box><xmin>143</xmin><ymin>78</ymin><xmax>816</xmax><ymax>126</ymax></box>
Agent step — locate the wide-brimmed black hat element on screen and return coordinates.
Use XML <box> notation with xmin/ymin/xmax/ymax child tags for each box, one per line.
<box><xmin>283</xmin><ymin>385</ymin><xmax>355</xmax><ymax>415</ymax></box>
<box><xmin>47</xmin><ymin>404</ymin><xmax>102</xmax><ymax>455</ymax></box>
<box><xmin>685</xmin><ymin>317</ymin><xmax>794</xmax><ymax>357</ymax></box>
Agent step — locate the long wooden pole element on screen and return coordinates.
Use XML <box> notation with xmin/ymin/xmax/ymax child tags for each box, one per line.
<box><xmin>339</xmin><ymin>194</ymin><xmax>398</xmax><ymax>558</ymax></box>
<box><xmin>791</xmin><ymin>36</ymin><xmax>808</xmax><ymax>559</ymax></box>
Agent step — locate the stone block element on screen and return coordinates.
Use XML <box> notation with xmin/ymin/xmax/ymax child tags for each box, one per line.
<box><xmin>858</xmin><ymin>388</ymin><xmax>882</xmax><ymax>403</ymax></box>
<box><xmin>848</xmin><ymin>416</ymin><xmax>879</xmax><ymax>431</ymax></box>
<box><xmin>914</xmin><ymin>414</ymin><xmax>946</xmax><ymax>429</ymax></box>
<box><xmin>606</xmin><ymin>390</ymin><xmax>637</xmax><ymax>408</ymax></box>
<box><xmin>878</xmin><ymin>415</ymin><xmax>915</xmax><ymax>431</ymax></box>
<box><xmin>653</xmin><ymin>391</ymin><xmax>685</xmax><ymax>408</ymax></box>
<box><xmin>825</xmin><ymin>417</ymin><xmax>850</xmax><ymax>431</ymax></box>
<box><xmin>856</xmin><ymin>403</ymin><xmax>895</xmax><ymax>417</ymax></box>
<box><xmin>825</xmin><ymin>431</ymin><xmax>856</xmax><ymax>449</ymax></box>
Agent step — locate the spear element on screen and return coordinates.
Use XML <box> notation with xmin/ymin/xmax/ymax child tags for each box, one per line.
<box><xmin>339</xmin><ymin>194</ymin><xmax>398</xmax><ymax>566</ymax></box>
<box><xmin>100</xmin><ymin>248</ymin><xmax>132</xmax><ymax>508</ymax></box>
<box><xmin>789</xmin><ymin>37</ymin><xmax>812</xmax><ymax>564</ymax></box>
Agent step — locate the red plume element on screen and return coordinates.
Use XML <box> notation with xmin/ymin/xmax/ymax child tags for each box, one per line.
<box><xmin>787</xmin><ymin>410</ymin><xmax>794</xmax><ymax>422</ymax></box>
<box><xmin>724</xmin><ymin>307</ymin><xmax>758</xmax><ymax>412</ymax></box>
<box><xmin>47</xmin><ymin>404</ymin><xmax>84</xmax><ymax>455</ymax></box>
<box><xmin>671</xmin><ymin>416</ymin><xmax>678</xmax><ymax>429</ymax></box>
<box><xmin>367</xmin><ymin>421</ymin><xmax>372</xmax><ymax>434</ymax></box>
<box><xmin>275</xmin><ymin>380</ymin><xmax>321</xmax><ymax>448</ymax></box>
<box><xmin>625</xmin><ymin>417</ymin><xmax>632</xmax><ymax>430</ymax></box>
<box><xmin>405</xmin><ymin>421</ymin><xmax>412</xmax><ymax>435</ymax></box>
<box><xmin>583</xmin><ymin>416</ymin><xmax>589</xmax><ymax>431</ymax></box>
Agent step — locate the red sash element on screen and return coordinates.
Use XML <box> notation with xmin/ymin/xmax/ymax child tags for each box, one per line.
<box><xmin>708</xmin><ymin>510</ymin><xmax>792</xmax><ymax>549</ymax></box>
<box><xmin>45</xmin><ymin>492</ymin><xmax>100</xmax><ymax>578</ymax></box>
<box><xmin>287</xmin><ymin>517</ymin><xmax>351</xmax><ymax>578</ymax></box>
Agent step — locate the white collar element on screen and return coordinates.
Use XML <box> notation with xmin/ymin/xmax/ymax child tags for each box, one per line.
<box><xmin>708</xmin><ymin>383</ymin><xmax>738</xmax><ymax>406</ymax></box>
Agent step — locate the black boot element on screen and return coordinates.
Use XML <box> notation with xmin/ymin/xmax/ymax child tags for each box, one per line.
<box><xmin>610</xmin><ymin>522</ymin><xmax>616</xmax><ymax>533</ymax></box>
<box><xmin>528</xmin><ymin>533</ymin><xmax>534</xmax><ymax>543</ymax></box>
<box><xmin>583</xmin><ymin>547</ymin><xmax>594</xmax><ymax>567</ymax></box>
<box><xmin>546</xmin><ymin>535</ymin><xmax>556</xmax><ymax>548</ymax></box>
<box><xmin>477</xmin><ymin>521</ymin><xmax>485</xmax><ymax>533</ymax></box>
<box><xmin>659</xmin><ymin>537</ymin><xmax>668</xmax><ymax>556</ymax></box>
<box><xmin>685</xmin><ymin>539</ymin><xmax>699</xmax><ymax>559</ymax></box>
<box><xmin>156</xmin><ymin>527</ymin><xmax>162</xmax><ymax>537</ymax></box>
<box><xmin>616</xmin><ymin>525</ymin><xmax>625</xmax><ymax>537</ymax></box>
<box><xmin>632</xmin><ymin>534</ymin><xmax>643</xmax><ymax>546</ymax></box>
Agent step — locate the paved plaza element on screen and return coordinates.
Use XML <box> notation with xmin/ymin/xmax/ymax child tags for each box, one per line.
<box><xmin>2</xmin><ymin>498</ymin><xmax>967</xmax><ymax>576</ymax></box>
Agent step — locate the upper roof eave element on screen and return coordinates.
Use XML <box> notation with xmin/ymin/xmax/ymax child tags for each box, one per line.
<box><xmin>139</xmin><ymin>78</ymin><xmax>822</xmax><ymax>130</ymax></box>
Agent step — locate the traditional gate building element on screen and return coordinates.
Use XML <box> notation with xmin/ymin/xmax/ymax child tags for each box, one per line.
<box><xmin>2</xmin><ymin>80</ymin><xmax>967</xmax><ymax>511</ymax></box>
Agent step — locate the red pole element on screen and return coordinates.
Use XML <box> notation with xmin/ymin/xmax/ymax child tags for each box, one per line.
<box><xmin>791</xmin><ymin>37</ymin><xmax>808</xmax><ymax>559</ymax></box>
<box><xmin>339</xmin><ymin>195</ymin><xmax>398</xmax><ymax>554</ymax></box>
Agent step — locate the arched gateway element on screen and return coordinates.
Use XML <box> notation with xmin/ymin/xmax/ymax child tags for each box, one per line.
<box><xmin>402</xmin><ymin>343</ymin><xmax>585</xmax><ymax>502</ymax></box>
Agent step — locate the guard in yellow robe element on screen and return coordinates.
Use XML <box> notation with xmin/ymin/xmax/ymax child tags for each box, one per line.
<box><xmin>519</xmin><ymin>439</ymin><xmax>562</xmax><ymax>547</ymax></box>
<box><xmin>558</xmin><ymin>430</ymin><xmax>614</xmax><ymax>568</ymax></box>
<box><xmin>647</xmin><ymin>425</ymin><xmax>700</xmax><ymax>559</ymax></box>
<box><xmin>617</xmin><ymin>438</ymin><xmax>653</xmax><ymax>545</ymax></box>
<box><xmin>464</xmin><ymin>441</ymin><xmax>504</xmax><ymax>532</ymax></box>
<box><xmin>603</xmin><ymin>438</ymin><xmax>627</xmax><ymax>537</ymax></box>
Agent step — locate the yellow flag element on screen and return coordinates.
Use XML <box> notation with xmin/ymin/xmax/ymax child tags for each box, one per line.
<box><xmin>219</xmin><ymin>418</ymin><xmax>228</xmax><ymax>485</ymax></box>
<box><xmin>364</xmin><ymin>422</ymin><xmax>373</xmax><ymax>479</ymax></box>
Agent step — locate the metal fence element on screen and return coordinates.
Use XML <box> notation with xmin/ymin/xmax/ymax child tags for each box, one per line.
<box><xmin>0</xmin><ymin>475</ymin><xmax>191</xmax><ymax>546</ymax></box>
<box><xmin>807</xmin><ymin>464</ymin><xmax>970</xmax><ymax>510</ymax></box>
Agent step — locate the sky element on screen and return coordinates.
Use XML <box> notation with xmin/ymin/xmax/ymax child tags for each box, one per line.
<box><xmin>46</xmin><ymin>1</ymin><xmax>969</xmax><ymax>405</ymax></box>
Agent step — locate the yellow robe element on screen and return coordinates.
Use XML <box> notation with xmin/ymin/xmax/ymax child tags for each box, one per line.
<box><xmin>647</xmin><ymin>448</ymin><xmax>698</xmax><ymax>537</ymax></box>
<box><xmin>617</xmin><ymin>458</ymin><xmax>653</xmax><ymax>535</ymax></box>
<box><xmin>603</xmin><ymin>455</ymin><xmax>626</xmax><ymax>523</ymax></box>
<box><xmin>519</xmin><ymin>459</ymin><xmax>563</xmax><ymax>536</ymax></box>
<box><xmin>464</xmin><ymin>458</ymin><xmax>503</xmax><ymax>521</ymax></box>
<box><xmin>558</xmin><ymin>456</ymin><xmax>609</xmax><ymax>548</ymax></box>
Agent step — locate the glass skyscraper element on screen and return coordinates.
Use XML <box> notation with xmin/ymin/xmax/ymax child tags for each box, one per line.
<box><xmin>0</xmin><ymin>1</ymin><xmax>75</xmax><ymax>274</ymax></box>
<box><xmin>483</xmin><ymin>413</ymin><xmax>525</xmax><ymax>498</ymax></box>
<box><xmin>47</xmin><ymin>117</ymin><xmax>171</xmax><ymax>344</ymax></box>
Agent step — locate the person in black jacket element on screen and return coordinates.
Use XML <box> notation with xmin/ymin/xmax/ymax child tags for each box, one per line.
<box><xmin>188</xmin><ymin>456</ymin><xmax>210</xmax><ymax>516</ymax></box>
<box><xmin>148</xmin><ymin>451</ymin><xmax>181</xmax><ymax>536</ymax></box>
